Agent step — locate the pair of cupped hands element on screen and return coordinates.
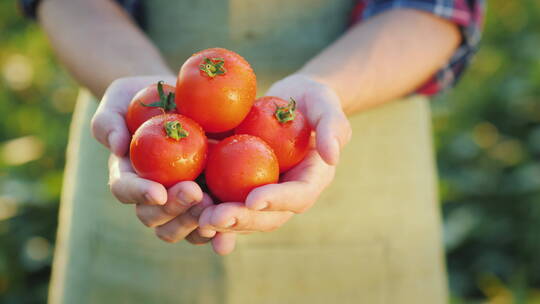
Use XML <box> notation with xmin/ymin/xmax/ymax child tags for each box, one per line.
<box><xmin>91</xmin><ymin>73</ymin><xmax>351</xmax><ymax>255</ymax></box>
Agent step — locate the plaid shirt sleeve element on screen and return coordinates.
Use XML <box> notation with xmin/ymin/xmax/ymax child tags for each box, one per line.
<box><xmin>351</xmin><ymin>0</ymin><xmax>486</xmax><ymax>96</ymax></box>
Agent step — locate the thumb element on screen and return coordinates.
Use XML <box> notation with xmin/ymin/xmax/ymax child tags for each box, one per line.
<box><xmin>302</xmin><ymin>85</ymin><xmax>351</xmax><ymax>166</ymax></box>
<box><xmin>265</xmin><ymin>74</ymin><xmax>351</xmax><ymax>165</ymax></box>
<box><xmin>313</xmin><ymin>108</ymin><xmax>352</xmax><ymax>165</ymax></box>
<box><xmin>91</xmin><ymin>110</ymin><xmax>130</xmax><ymax>157</ymax></box>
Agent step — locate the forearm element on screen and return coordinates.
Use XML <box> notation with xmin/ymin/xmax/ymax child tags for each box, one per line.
<box><xmin>299</xmin><ymin>9</ymin><xmax>461</xmax><ymax>114</ymax></box>
<box><xmin>38</xmin><ymin>0</ymin><xmax>172</xmax><ymax>97</ymax></box>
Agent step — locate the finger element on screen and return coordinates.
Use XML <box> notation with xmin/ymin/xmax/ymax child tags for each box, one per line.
<box><xmin>299</xmin><ymin>85</ymin><xmax>351</xmax><ymax>166</ymax></box>
<box><xmin>246</xmin><ymin>150</ymin><xmax>334</xmax><ymax>212</ymax></box>
<box><xmin>135</xmin><ymin>204</ymin><xmax>175</xmax><ymax>228</ymax></box>
<box><xmin>154</xmin><ymin>194</ymin><xmax>215</xmax><ymax>241</ymax></box>
<box><xmin>91</xmin><ymin>81</ymin><xmax>133</xmax><ymax>156</ymax></box>
<box><xmin>186</xmin><ymin>230</ymin><xmax>212</xmax><ymax>245</ymax></box>
<box><xmin>211</xmin><ymin>232</ymin><xmax>237</xmax><ymax>256</ymax></box>
<box><xmin>198</xmin><ymin>206</ymin><xmax>218</xmax><ymax>238</ymax></box>
<box><xmin>197</xmin><ymin>228</ymin><xmax>217</xmax><ymax>238</ymax></box>
<box><xmin>188</xmin><ymin>193</ymin><xmax>215</xmax><ymax>218</ymax></box>
<box><xmin>285</xmin><ymin>80</ymin><xmax>350</xmax><ymax>166</ymax></box>
<box><xmin>108</xmin><ymin>154</ymin><xmax>167</xmax><ymax>205</ymax></box>
<box><xmin>162</xmin><ymin>182</ymin><xmax>204</xmax><ymax>215</ymax></box>
<box><xmin>154</xmin><ymin>212</ymin><xmax>199</xmax><ymax>243</ymax></box>
<box><xmin>197</xmin><ymin>226</ymin><xmax>251</xmax><ymax>237</ymax></box>
<box><xmin>91</xmin><ymin>76</ymin><xmax>177</xmax><ymax>156</ymax></box>
<box><xmin>91</xmin><ymin>110</ymin><xmax>130</xmax><ymax>157</ymax></box>
<box><xmin>314</xmin><ymin>111</ymin><xmax>351</xmax><ymax>166</ymax></box>
<box><xmin>245</xmin><ymin>183</ymin><xmax>313</xmax><ymax>213</ymax></box>
<box><xmin>200</xmin><ymin>202</ymin><xmax>293</xmax><ymax>233</ymax></box>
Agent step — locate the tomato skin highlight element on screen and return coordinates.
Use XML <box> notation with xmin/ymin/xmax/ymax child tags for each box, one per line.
<box><xmin>205</xmin><ymin>134</ymin><xmax>279</xmax><ymax>202</ymax></box>
<box><xmin>235</xmin><ymin>96</ymin><xmax>311</xmax><ymax>172</ymax></box>
<box><xmin>175</xmin><ymin>48</ymin><xmax>257</xmax><ymax>133</ymax></box>
<box><xmin>130</xmin><ymin>114</ymin><xmax>207</xmax><ymax>188</ymax></box>
<box><xmin>126</xmin><ymin>82</ymin><xmax>177</xmax><ymax>134</ymax></box>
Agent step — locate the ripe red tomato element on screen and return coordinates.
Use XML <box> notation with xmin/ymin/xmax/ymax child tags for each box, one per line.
<box><xmin>235</xmin><ymin>96</ymin><xmax>311</xmax><ymax>172</ymax></box>
<box><xmin>130</xmin><ymin>114</ymin><xmax>207</xmax><ymax>187</ymax></box>
<box><xmin>175</xmin><ymin>48</ymin><xmax>257</xmax><ymax>133</ymax></box>
<box><xmin>205</xmin><ymin>135</ymin><xmax>279</xmax><ymax>202</ymax></box>
<box><xmin>207</xmin><ymin>138</ymin><xmax>219</xmax><ymax>156</ymax></box>
<box><xmin>126</xmin><ymin>81</ymin><xmax>177</xmax><ymax>134</ymax></box>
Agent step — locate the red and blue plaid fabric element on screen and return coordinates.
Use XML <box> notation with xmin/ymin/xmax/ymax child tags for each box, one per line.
<box><xmin>351</xmin><ymin>0</ymin><xmax>486</xmax><ymax>96</ymax></box>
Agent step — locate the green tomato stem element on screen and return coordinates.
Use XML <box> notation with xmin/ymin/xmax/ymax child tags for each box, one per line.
<box><xmin>164</xmin><ymin>121</ymin><xmax>189</xmax><ymax>140</ymax></box>
<box><xmin>199</xmin><ymin>57</ymin><xmax>227</xmax><ymax>78</ymax></box>
<box><xmin>140</xmin><ymin>81</ymin><xmax>176</xmax><ymax>111</ymax></box>
<box><xmin>274</xmin><ymin>98</ymin><xmax>297</xmax><ymax>123</ymax></box>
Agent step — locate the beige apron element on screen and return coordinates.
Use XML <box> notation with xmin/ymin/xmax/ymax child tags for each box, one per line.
<box><xmin>49</xmin><ymin>1</ymin><xmax>448</xmax><ymax>303</ymax></box>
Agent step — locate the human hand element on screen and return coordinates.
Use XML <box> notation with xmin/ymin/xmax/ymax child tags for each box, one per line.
<box><xmin>183</xmin><ymin>74</ymin><xmax>350</xmax><ymax>254</ymax></box>
<box><xmin>91</xmin><ymin>76</ymin><xmax>213</xmax><ymax>245</ymax></box>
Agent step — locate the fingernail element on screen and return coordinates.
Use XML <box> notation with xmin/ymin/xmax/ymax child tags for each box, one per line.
<box><xmin>224</xmin><ymin>218</ymin><xmax>236</xmax><ymax>228</ymax></box>
<box><xmin>252</xmin><ymin>201</ymin><xmax>268</xmax><ymax>211</ymax></box>
<box><xmin>177</xmin><ymin>192</ymin><xmax>193</xmax><ymax>207</ymax></box>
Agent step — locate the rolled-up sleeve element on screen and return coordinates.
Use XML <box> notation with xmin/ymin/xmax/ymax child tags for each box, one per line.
<box><xmin>351</xmin><ymin>0</ymin><xmax>486</xmax><ymax>96</ymax></box>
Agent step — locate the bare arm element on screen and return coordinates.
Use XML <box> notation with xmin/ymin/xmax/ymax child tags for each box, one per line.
<box><xmin>299</xmin><ymin>9</ymin><xmax>461</xmax><ymax>113</ymax></box>
<box><xmin>38</xmin><ymin>0</ymin><xmax>172</xmax><ymax>97</ymax></box>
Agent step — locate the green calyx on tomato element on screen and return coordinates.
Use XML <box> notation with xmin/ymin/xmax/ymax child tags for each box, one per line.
<box><xmin>164</xmin><ymin>120</ymin><xmax>189</xmax><ymax>140</ymax></box>
<box><xmin>199</xmin><ymin>57</ymin><xmax>227</xmax><ymax>78</ymax></box>
<box><xmin>274</xmin><ymin>98</ymin><xmax>297</xmax><ymax>123</ymax></box>
<box><xmin>140</xmin><ymin>81</ymin><xmax>176</xmax><ymax>112</ymax></box>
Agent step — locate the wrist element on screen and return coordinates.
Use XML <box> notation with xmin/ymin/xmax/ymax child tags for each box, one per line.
<box><xmin>291</xmin><ymin>72</ymin><xmax>333</xmax><ymax>92</ymax></box>
<box><xmin>288</xmin><ymin>73</ymin><xmax>346</xmax><ymax>112</ymax></box>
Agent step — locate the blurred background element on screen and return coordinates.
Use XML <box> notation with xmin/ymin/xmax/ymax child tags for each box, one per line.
<box><xmin>0</xmin><ymin>0</ymin><xmax>539</xmax><ymax>303</ymax></box>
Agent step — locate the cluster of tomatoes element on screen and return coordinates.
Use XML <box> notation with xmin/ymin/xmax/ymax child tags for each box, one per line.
<box><xmin>127</xmin><ymin>48</ymin><xmax>311</xmax><ymax>202</ymax></box>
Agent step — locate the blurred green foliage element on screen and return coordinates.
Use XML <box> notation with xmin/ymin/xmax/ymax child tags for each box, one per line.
<box><xmin>0</xmin><ymin>0</ymin><xmax>539</xmax><ymax>303</ymax></box>
<box><xmin>0</xmin><ymin>1</ymin><xmax>76</xmax><ymax>303</ymax></box>
<box><xmin>435</xmin><ymin>1</ymin><xmax>540</xmax><ymax>303</ymax></box>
